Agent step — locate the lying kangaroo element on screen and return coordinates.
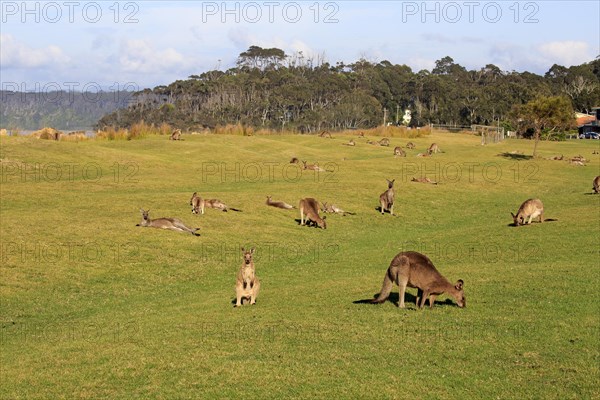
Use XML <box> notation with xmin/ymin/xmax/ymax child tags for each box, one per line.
<box><xmin>235</xmin><ymin>247</ymin><xmax>260</xmax><ymax>307</ymax></box>
<box><xmin>266</xmin><ymin>196</ymin><xmax>295</xmax><ymax>209</ymax></box>
<box><xmin>406</xmin><ymin>142</ymin><xmax>416</xmax><ymax>149</ymax></box>
<box><xmin>136</xmin><ymin>209</ymin><xmax>200</xmax><ymax>236</ymax></box>
<box><xmin>593</xmin><ymin>176</ymin><xmax>600</xmax><ymax>194</ymax></box>
<box><xmin>299</xmin><ymin>198</ymin><xmax>327</xmax><ymax>229</ymax></box>
<box><xmin>379</xmin><ymin>179</ymin><xmax>395</xmax><ymax>215</ymax></box>
<box><xmin>302</xmin><ymin>161</ymin><xmax>325</xmax><ymax>172</ymax></box>
<box><xmin>411</xmin><ymin>177</ymin><xmax>438</xmax><ymax>185</ymax></box>
<box><xmin>511</xmin><ymin>198</ymin><xmax>544</xmax><ymax>226</ymax></box>
<box><xmin>371</xmin><ymin>251</ymin><xmax>465</xmax><ymax>309</ymax></box>
<box><xmin>190</xmin><ymin>192</ymin><xmax>241</xmax><ymax>214</ymax></box>
<box><xmin>357</xmin><ymin>131</ymin><xmax>365</xmax><ymax>138</ymax></box>
<box><xmin>170</xmin><ymin>129</ymin><xmax>181</xmax><ymax>140</ymax></box>
<box><xmin>321</xmin><ymin>202</ymin><xmax>355</xmax><ymax>216</ymax></box>
<box><xmin>290</xmin><ymin>157</ymin><xmax>300</xmax><ymax>164</ymax></box>
<box><xmin>427</xmin><ymin>143</ymin><xmax>442</xmax><ymax>154</ymax></box>
<box><xmin>343</xmin><ymin>139</ymin><xmax>356</xmax><ymax>146</ymax></box>
<box><xmin>367</xmin><ymin>140</ymin><xmax>381</xmax><ymax>146</ymax></box>
<box><xmin>393</xmin><ymin>146</ymin><xmax>406</xmax><ymax>157</ymax></box>
<box><xmin>416</xmin><ymin>152</ymin><xmax>431</xmax><ymax>157</ymax></box>
<box><xmin>379</xmin><ymin>138</ymin><xmax>390</xmax><ymax>147</ymax></box>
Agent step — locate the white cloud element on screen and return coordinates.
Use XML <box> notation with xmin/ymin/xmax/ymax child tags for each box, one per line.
<box><xmin>0</xmin><ymin>34</ymin><xmax>69</xmax><ymax>68</ymax></box>
<box><xmin>537</xmin><ymin>41</ymin><xmax>593</xmax><ymax>67</ymax></box>
<box><xmin>118</xmin><ymin>39</ymin><xmax>186</xmax><ymax>74</ymax></box>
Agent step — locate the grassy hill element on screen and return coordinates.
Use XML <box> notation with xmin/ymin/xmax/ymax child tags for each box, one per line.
<box><xmin>1</xmin><ymin>132</ymin><xmax>599</xmax><ymax>399</ymax></box>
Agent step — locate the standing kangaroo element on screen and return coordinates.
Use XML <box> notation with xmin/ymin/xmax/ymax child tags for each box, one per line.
<box><xmin>371</xmin><ymin>251</ymin><xmax>465</xmax><ymax>309</ymax></box>
<box><xmin>427</xmin><ymin>143</ymin><xmax>442</xmax><ymax>155</ymax></box>
<box><xmin>393</xmin><ymin>146</ymin><xmax>406</xmax><ymax>157</ymax></box>
<box><xmin>302</xmin><ymin>161</ymin><xmax>325</xmax><ymax>172</ymax></box>
<box><xmin>136</xmin><ymin>209</ymin><xmax>200</xmax><ymax>236</ymax></box>
<box><xmin>266</xmin><ymin>196</ymin><xmax>295</xmax><ymax>209</ymax></box>
<box><xmin>593</xmin><ymin>176</ymin><xmax>600</xmax><ymax>194</ymax></box>
<box><xmin>235</xmin><ymin>247</ymin><xmax>260</xmax><ymax>307</ymax></box>
<box><xmin>379</xmin><ymin>179</ymin><xmax>395</xmax><ymax>215</ymax></box>
<box><xmin>511</xmin><ymin>198</ymin><xmax>544</xmax><ymax>226</ymax></box>
<box><xmin>299</xmin><ymin>198</ymin><xmax>327</xmax><ymax>229</ymax></box>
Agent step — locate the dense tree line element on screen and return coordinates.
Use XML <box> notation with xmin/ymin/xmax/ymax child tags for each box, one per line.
<box><xmin>103</xmin><ymin>48</ymin><xmax>600</xmax><ymax>132</ymax></box>
<box><xmin>1</xmin><ymin>90</ymin><xmax>133</xmax><ymax>131</ymax></box>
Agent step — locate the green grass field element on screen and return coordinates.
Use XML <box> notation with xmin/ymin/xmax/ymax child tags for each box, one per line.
<box><xmin>1</xmin><ymin>132</ymin><xmax>599</xmax><ymax>399</ymax></box>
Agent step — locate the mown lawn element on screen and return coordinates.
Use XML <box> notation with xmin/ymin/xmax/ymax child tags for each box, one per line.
<box><xmin>1</xmin><ymin>132</ymin><xmax>598</xmax><ymax>399</ymax></box>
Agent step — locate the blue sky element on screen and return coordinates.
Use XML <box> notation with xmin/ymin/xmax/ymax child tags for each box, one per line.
<box><xmin>1</xmin><ymin>1</ymin><xmax>598</xmax><ymax>91</ymax></box>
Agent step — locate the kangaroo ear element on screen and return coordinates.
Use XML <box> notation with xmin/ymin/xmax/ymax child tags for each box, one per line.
<box><xmin>241</xmin><ymin>247</ymin><xmax>245</xmax><ymax>252</ymax></box>
<box><xmin>250</xmin><ymin>248</ymin><xmax>255</xmax><ymax>254</ymax></box>
<box><xmin>455</xmin><ymin>280</ymin><xmax>464</xmax><ymax>291</ymax></box>
<box><xmin>510</xmin><ymin>212</ymin><xmax>515</xmax><ymax>218</ymax></box>
<box><xmin>322</xmin><ymin>215</ymin><xmax>327</xmax><ymax>220</ymax></box>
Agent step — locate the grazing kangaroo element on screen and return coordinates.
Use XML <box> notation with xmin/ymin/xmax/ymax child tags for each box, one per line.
<box><xmin>190</xmin><ymin>192</ymin><xmax>241</xmax><ymax>214</ymax></box>
<box><xmin>379</xmin><ymin>138</ymin><xmax>390</xmax><ymax>147</ymax></box>
<box><xmin>170</xmin><ymin>129</ymin><xmax>181</xmax><ymax>140</ymax></box>
<box><xmin>406</xmin><ymin>142</ymin><xmax>416</xmax><ymax>149</ymax></box>
<box><xmin>136</xmin><ymin>209</ymin><xmax>200</xmax><ymax>236</ymax></box>
<box><xmin>511</xmin><ymin>198</ymin><xmax>544</xmax><ymax>226</ymax></box>
<box><xmin>343</xmin><ymin>139</ymin><xmax>356</xmax><ymax>146</ymax></box>
<box><xmin>299</xmin><ymin>198</ymin><xmax>327</xmax><ymax>229</ymax></box>
<box><xmin>319</xmin><ymin>130</ymin><xmax>332</xmax><ymax>138</ymax></box>
<box><xmin>302</xmin><ymin>161</ymin><xmax>325</xmax><ymax>172</ymax></box>
<box><xmin>371</xmin><ymin>251</ymin><xmax>465</xmax><ymax>309</ymax></box>
<box><xmin>235</xmin><ymin>247</ymin><xmax>260</xmax><ymax>307</ymax></box>
<box><xmin>290</xmin><ymin>157</ymin><xmax>300</xmax><ymax>164</ymax></box>
<box><xmin>379</xmin><ymin>179</ymin><xmax>395</xmax><ymax>215</ymax></box>
<box><xmin>427</xmin><ymin>143</ymin><xmax>441</xmax><ymax>155</ymax></box>
<box><xmin>266</xmin><ymin>196</ymin><xmax>295</xmax><ymax>209</ymax></box>
<box><xmin>393</xmin><ymin>146</ymin><xmax>406</xmax><ymax>157</ymax></box>
<box><xmin>411</xmin><ymin>177</ymin><xmax>438</xmax><ymax>185</ymax></box>
<box><xmin>593</xmin><ymin>176</ymin><xmax>600</xmax><ymax>194</ymax></box>
<box><xmin>322</xmin><ymin>202</ymin><xmax>355</xmax><ymax>216</ymax></box>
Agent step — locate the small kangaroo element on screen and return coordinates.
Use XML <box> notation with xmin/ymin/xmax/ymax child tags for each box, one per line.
<box><xmin>302</xmin><ymin>161</ymin><xmax>325</xmax><ymax>172</ymax></box>
<box><xmin>169</xmin><ymin>129</ymin><xmax>181</xmax><ymax>140</ymax></box>
<box><xmin>299</xmin><ymin>198</ymin><xmax>327</xmax><ymax>229</ymax></box>
<box><xmin>367</xmin><ymin>140</ymin><xmax>381</xmax><ymax>146</ymax></box>
<box><xmin>235</xmin><ymin>247</ymin><xmax>260</xmax><ymax>307</ymax></box>
<box><xmin>190</xmin><ymin>192</ymin><xmax>241</xmax><ymax>214</ymax></box>
<box><xmin>416</xmin><ymin>152</ymin><xmax>431</xmax><ymax>157</ymax></box>
<box><xmin>511</xmin><ymin>198</ymin><xmax>544</xmax><ymax>226</ymax></box>
<box><xmin>379</xmin><ymin>138</ymin><xmax>390</xmax><ymax>147</ymax></box>
<box><xmin>290</xmin><ymin>157</ymin><xmax>300</xmax><ymax>164</ymax></box>
<box><xmin>343</xmin><ymin>139</ymin><xmax>356</xmax><ymax>146</ymax></box>
<box><xmin>357</xmin><ymin>131</ymin><xmax>365</xmax><ymax>138</ymax></box>
<box><xmin>379</xmin><ymin>179</ymin><xmax>395</xmax><ymax>215</ymax></box>
<box><xmin>393</xmin><ymin>146</ymin><xmax>406</xmax><ymax>157</ymax></box>
<box><xmin>593</xmin><ymin>176</ymin><xmax>600</xmax><ymax>194</ymax></box>
<box><xmin>371</xmin><ymin>251</ymin><xmax>465</xmax><ymax>309</ymax></box>
<box><xmin>136</xmin><ymin>209</ymin><xmax>200</xmax><ymax>236</ymax></box>
<box><xmin>319</xmin><ymin>130</ymin><xmax>332</xmax><ymax>138</ymax></box>
<box><xmin>406</xmin><ymin>142</ymin><xmax>416</xmax><ymax>149</ymax></box>
<box><xmin>427</xmin><ymin>143</ymin><xmax>442</xmax><ymax>154</ymax></box>
<box><xmin>266</xmin><ymin>196</ymin><xmax>295</xmax><ymax>209</ymax></box>
<box><xmin>411</xmin><ymin>177</ymin><xmax>438</xmax><ymax>185</ymax></box>
<box><xmin>321</xmin><ymin>202</ymin><xmax>355</xmax><ymax>216</ymax></box>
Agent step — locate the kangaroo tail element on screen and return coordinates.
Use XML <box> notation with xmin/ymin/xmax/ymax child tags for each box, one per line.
<box><xmin>229</xmin><ymin>208</ymin><xmax>242</xmax><ymax>212</ymax></box>
<box><xmin>345</xmin><ymin>211</ymin><xmax>356</xmax><ymax>215</ymax></box>
<box><xmin>371</xmin><ymin>268</ymin><xmax>394</xmax><ymax>304</ymax></box>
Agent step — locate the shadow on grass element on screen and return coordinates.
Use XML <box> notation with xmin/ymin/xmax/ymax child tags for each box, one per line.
<box><xmin>354</xmin><ymin>293</ymin><xmax>459</xmax><ymax>308</ymax></box>
<box><xmin>507</xmin><ymin>218</ymin><xmax>558</xmax><ymax>227</ymax></box>
<box><xmin>294</xmin><ymin>218</ymin><xmax>326</xmax><ymax>228</ymax></box>
<box><xmin>497</xmin><ymin>152</ymin><xmax>533</xmax><ymax>160</ymax></box>
<box><xmin>372</xmin><ymin>207</ymin><xmax>398</xmax><ymax>216</ymax></box>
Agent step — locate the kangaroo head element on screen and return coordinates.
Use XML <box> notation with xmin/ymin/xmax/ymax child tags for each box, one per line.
<box><xmin>387</xmin><ymin>179</ymin><xmax>395</xmax><ymax>189</ymax></box>
<box><xmin>320</xmin><ymin>215</ymin><xmax>327</xmax><ymax>229</ymax></box>
<box><xmin>140</xmin><ymin>208</ymin><xmax>150</xmax><ymax>221</ymax></box>
<box><xmin>454</xmin><ymin>279</ymin><xmax>466</xmax><ymax>308</ymax></box>
<box><xmin>511</xmin><ymin>212</ymin><xmax>522</xmax><ymax>226</ymax></box>
<box><xmin>190</xmin><ymin>192</ymin><xmax>198</xmax><ymax>206</ymax></box>
<box><xmin>241</xmin><ymin>247</ymin><xmax>255</xmax><ymax>265</ymax></box>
